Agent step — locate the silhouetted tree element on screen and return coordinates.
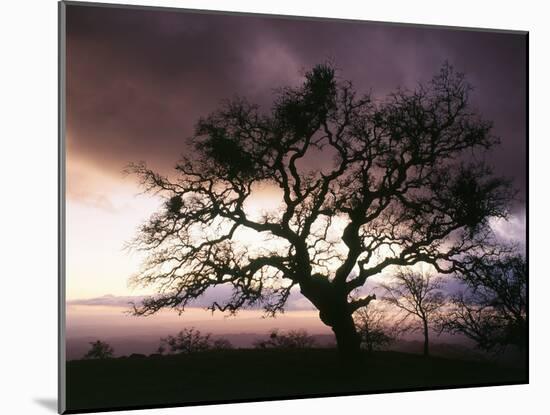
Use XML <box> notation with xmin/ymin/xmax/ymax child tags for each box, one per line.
<box><xmin>440</xmin><ymin>254</ymin><xmax>526</xmax><ymax>353</ymax></box>
<box><xmin>159</xmin><ymin>327</ymin><xmax>211</xmax><ymax>354</ymax></box>
<box><xmin>83</xmin><ymin>340</ymin><xmax>114</xmax><ymax>360</ymax></box>
<box><xmin>158</xmin><ymin>327</ymin><xmax>234</xmax><ymax>354</ymax></box>
<box><xmin>354</xmin><ymin>303</ymin><xmax>399</xmax><ymax>353</ymax></box>
<box><xmin>254</xmin><ymin>329</ymin><xmax>317</xmax><ymax>349</ymax></box>
<box><xmin>128</xmin><ymin>62</ymin><xmax>513</xmax><ymax>363</ymax></box>
<box><xmin>381</xmin><ymin>270</ymin><xmax>445</xmax><ymax>356</ymax></box>
<box><xmin>353</xmin><ymin>303</ymin><xmax>398</xmax><ymax>353</ymax></box>
<box><xmin>212</xmin><ymin>338</ymin><xmax>234</xmax><ymax>351</ymax></box>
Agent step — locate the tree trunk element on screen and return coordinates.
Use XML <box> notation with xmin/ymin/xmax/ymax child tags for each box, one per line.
<box><xmin>422</xmin><ymin>318</ymin><xmax>429</xmax><ymax>357</ymax></box>
<box><xmin>298</xmin><ymin>277</ymin><xmax>362</xmax><ymax>365</ymax></box>
<box><xmin>331</xmin><ymin>312</ymin><xmax>362</xmax><ymax>365</ymax></box>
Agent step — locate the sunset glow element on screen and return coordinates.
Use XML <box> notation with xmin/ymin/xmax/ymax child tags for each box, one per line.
<box><xmin>64</xmin><ymin>4</ymin><xmax>526</xmax><ymax>348</ymax></box>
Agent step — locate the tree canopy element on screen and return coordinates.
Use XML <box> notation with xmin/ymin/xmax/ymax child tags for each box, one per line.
<box><xmin>83</xmin><ymin>340</ymin><xmax>114</xmax><ymax>360</ymax></box>
<box><xmin>441</xmin><ymin>254</ymin><xmax>526</xmax><ymax>352</ymax></box>
<box><xmin>128</xmin><ymin>62</ymin><xmax>513</xmax><ymax>358</ymax></box>
<box><xmin>381</xmin><ymin>269</ymin><xmax>445</xmax><ymax>356</ymax></box>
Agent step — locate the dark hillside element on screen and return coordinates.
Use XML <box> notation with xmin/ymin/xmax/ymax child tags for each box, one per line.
<box><xmin>66</xmin><ymin>349</ymin><xmax>526</xmax><ymax>412</ymax></box>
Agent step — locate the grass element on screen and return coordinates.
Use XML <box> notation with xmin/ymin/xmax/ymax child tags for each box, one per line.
<box><xmin>65</xmin><ymin>349</ymin><xmax>527</xmax><ymax>413</ymax></box>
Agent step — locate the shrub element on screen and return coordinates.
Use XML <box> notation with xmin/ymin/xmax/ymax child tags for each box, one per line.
<box><xmin>158</xmin><ymin>327</ymin><xmax>234</xmax><ymax>354</ymax></box>
<box><xmin>254</xmin><ymin>329</ymin><xmax>317</xmax><ymax>349</ymax></box>
<box><xmin>83</xmin><ymin>340</ymin><xmax>114</xmax><ymax>359</ymax></box>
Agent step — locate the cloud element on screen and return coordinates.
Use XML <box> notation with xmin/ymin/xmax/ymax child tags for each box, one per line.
<box><xmin>64</xmin><ymin>5</ymin><xmax>526</xmax><ymax>307</ymax></box>
<box><xmin>67</xmin><ymin>286</ymin><xmax>317</xmax><ymax>312</ymax></box>
<box><xmin>66</xmin><ymin>4</ymin><xmax>527</xmax><ymax>201</ymax></box>
<box><xmin>68</xmin><ymin>191</ymin><xmax>117</xmax><ymax>213</ymax></box>
<box><xmin>66</xmin><ymin>155</ymin><xmax>120</xmax><ymax>212</ymax></box>
<box><xmin>68</xmin><ymin>294</ymin><xmax>141</xmax><ymax>307</ymax></box>
<box><xmin>489</xmin><ymin>209</ymin><xmax>527</xmax><ymax>250</ymax></box>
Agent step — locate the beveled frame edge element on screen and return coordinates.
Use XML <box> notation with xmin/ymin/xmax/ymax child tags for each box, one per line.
<box><xmin>58</xmin><ymin>1</ymin><xmax>67</xmax><ymax>413</ymax></box>
<box><xmin>62</xmin><ymin>0</ymin><xmax>528</xmax><ymax>35</ymax></box>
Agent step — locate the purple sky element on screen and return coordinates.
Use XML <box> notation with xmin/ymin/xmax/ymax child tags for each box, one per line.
<box><xmin>66</xmin><ymin>4</ymin><xmax>527</xmax><ymax>207</ymax></box>
<box><xmin>64</xmin><ymin>4</ymin><xmax>527</xmax><ymax>346</ymax></box>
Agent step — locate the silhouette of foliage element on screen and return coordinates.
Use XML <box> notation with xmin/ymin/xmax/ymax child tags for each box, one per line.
<box><xmin>128</xmin><ymin>353</ymin><xmax>146</xmax><ymax>359</ymax></box>
<box><xmin>128</xmin><ymin>62</ymin><xmax>513</xmax><ymax>361</ymax></box>
<box><xmin>440</xmin><ymin>254</ymin><xmax>526</xmax><ymax>353</ymax></box>
<box><xmin>83</xmin><ymin>340</ymin><xmax>114</xmax><ymax>360</ymax></box>
<box><xmin>159</xmin><ymin>327</ymin><xmax>212</xmax><ymax>354</ymax></box>
<box><xmin>158</xmin><ymin>327</ymin><xmax>234</xmax><ymax>354</ymax></box>
<box><xmin>212</xmin><ymin>338</ymin><xmax>234</xmax><ymax>351</ymax></box>
<box><xmin>353</xmin><ymin>303</ymin><xmax>398</xmax><ymax>353</ymax></box>
<box><xmin>381</xmin><ymin>270</ymin><xmax>445</xmax><ymax>356</ymax></box>
<box><xmin>254</xmin><ymin>329</ymin><xmax>317</xmax><ymax>349</ymax></box>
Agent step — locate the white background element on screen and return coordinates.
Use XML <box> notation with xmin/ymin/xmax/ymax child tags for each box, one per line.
<box><xmin>0</xmin><ymin>0</ymin><xmax>546</xmax><ymax>414</ymax></box>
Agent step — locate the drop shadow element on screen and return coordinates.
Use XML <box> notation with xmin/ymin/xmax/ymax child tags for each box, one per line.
<box><xmin>34</xmin><ymin>398</ymin><xmax>57</xmax><ymax>412</ymax></box>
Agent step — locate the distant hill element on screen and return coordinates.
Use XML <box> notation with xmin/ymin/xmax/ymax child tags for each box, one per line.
<box><xmin>67</xmin><ymin>331</ymin><xmax>521</xmax><ymax>361</ymax></box>
<box><xmin>66</xmin><ymin>332</ymin><xmax>337</xmax><ymax>360</ymax></box>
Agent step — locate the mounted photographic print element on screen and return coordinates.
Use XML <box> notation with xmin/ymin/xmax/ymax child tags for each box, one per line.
<box><xmin>58</xmin><ymin>1</ymin><xmax>528</xmax><ymax>413</ymax></box>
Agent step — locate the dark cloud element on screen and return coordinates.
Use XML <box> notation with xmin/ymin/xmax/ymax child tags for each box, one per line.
<box><xmin>66</xmin><ymin>4</ymin><xmax>527</xmax><ymax>203</ymax></box>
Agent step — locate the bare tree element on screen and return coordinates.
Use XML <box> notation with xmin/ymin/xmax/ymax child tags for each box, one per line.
<box><xmin>353</xmin><ymin>303</ymin><xmax>398</xmax><ymax>353</ymax></box>
<box><xmin>211</xmin><ymin>338</ymin><xmax>234</xmax><ymax>351</ymax></box>
<box><xmin>381</xmin><ymin>270</ymin><xmax>445</xmax><ymax>356</ymax></box>
<box><xmin>254</xmin><ymin>329</ymin><xmax>317</xmax><ymax>349</ymax></box>
<box><xmin>441</xmin><ymin>254</ymin><xmax>526</xmax><ymax>353</ymax></box>
<box><xmin>127</xmin><ymin>62</ymin><xmax>512</xmax><ymax>363</ymax></box>
<box><xmin>83</xmin><ymin>340</ymin><xmax>114</xmax><ymax>360</ymax></box>
<box><xmin>159</xmin><ymin>327</ymin><xmax>212</xmax><ymax>354</ymax></box>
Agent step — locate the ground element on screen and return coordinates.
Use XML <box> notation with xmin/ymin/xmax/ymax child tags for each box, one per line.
<box><xmin>65</xmin><ymin>349</ymin><xmax>527</xmax><ymax>413</ymax></box>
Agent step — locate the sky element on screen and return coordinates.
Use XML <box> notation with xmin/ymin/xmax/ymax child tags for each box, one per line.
<box><xmin>64</xmin><ymin>4</ymin><xmax>527</xmax><ymax>342</ymax></box>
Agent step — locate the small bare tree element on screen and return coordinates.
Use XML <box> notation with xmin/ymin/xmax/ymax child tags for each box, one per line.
<box><xmin>381</xmin><ymin>269</ymin><xmax>445</xmax><ymax>356</ymax></box>
<box><xmin>211</xmin><ymin>338</ymin><xmax>234</xmax><ymax>351</ymax></box>
<box><xmin>159</xmin><ymin>327</ymin><xmax>211</xmax><ymax>354</ymax></box>
<box><xmin>440</xmin><ymin>254</ymin><xmax>526</xmax><ymax>353</ymax></box>
<box><xmin>353</xmin><ymin>303</ymin><xmax>397</xmax><ymax>353</ymax></box>
<box><xmin>254</xmin><ymin>329</ymin><xmax>317</xmax><ymax>349</ymax></box>
<box><xmin>83</xmin><ymin>340</ymin><xmax>114</xmax><ymax>360</ymax></box>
